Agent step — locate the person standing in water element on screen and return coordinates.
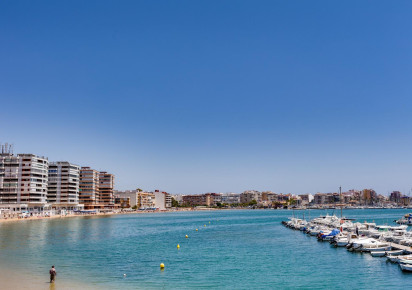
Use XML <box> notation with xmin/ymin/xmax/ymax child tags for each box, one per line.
<box><xmin>49</xmin><ymin>265</ymin><xmax>57</xmax><ymax>283</ymax></box>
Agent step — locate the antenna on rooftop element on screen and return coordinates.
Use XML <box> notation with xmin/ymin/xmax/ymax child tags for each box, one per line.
<box><xmin>0</xmin><ymin>143</ymin><xmax>13</xmax><ymax>155</ymax></box>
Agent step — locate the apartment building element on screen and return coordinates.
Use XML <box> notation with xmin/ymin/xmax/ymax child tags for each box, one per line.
<box><xmin>79</xmin><ymin>167</ymin><xmax>100</xmax><ymax>209</ymax></box>
<box><xmin>0</xmin><ymin>148</ymin><xmax>49</xmax><ymax>212</ymax></box>
<box><xmin>220</xmin><ymin>193</ymin><xmax>241</xmax><ymax>204</ymax></box>
<box><xmin>115</xmin><ymin>196</ymin><xmax>130</xmax><ymax>208</ymax></box>
<box><xmin>99</xmin><ymin>171</ymin><xmax>115</xmax><ymax>207</ymax></box>
<box><xmin>262</xmin><ymin>191</ymin><xmax>278</xmax><ymax>203</ymax></box>
<box><xmin>153</xmin><ymin>190</ymin><xmax>172</xmax><ymax>210</ymax></box>
<box><xmin>182</xmin><ymin>194</ymin><xmax>211</xmax><ymax>206</ymax></box>
<box><xmin>138</xmin><ymin>192</ymin><xmax>155</xmax><ymax>209</ymax></box>
<box><xmin>114</xmin><ymin>190</ymin><xmax>139</xmax><ymax>208</ymax></box>
<box><xmin>240</xmin><ymin>190</ymin><xmax>262</xmax><ymax>204</ymax></box>
<box><xmin>48</xmin><ymin>161</ymin><xmax>81</xmax><ymax>210</ymax></box>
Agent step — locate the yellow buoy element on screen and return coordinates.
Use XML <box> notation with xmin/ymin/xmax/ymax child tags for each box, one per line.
<box><xmin>185</xmin><ymin>235</ymin><xmax>188</xmax><ymax>238</ymax></box>
<box><xmin>196</xmin><ymin>229</ymin><xmax>198</xmax><ymax>231</ymax></box>
<box><xmin>209</xmin><ymin>221</ymin><xmax>211</xmax><ymax>224</ymax></box>
<box><xmin>160</xmin><ymin>263</ymin><xmax>165</xmax><ymax>269</ymax></box>
<box><xmin>204</xmin><ymin>224</ymin><xmax>206</xmax><ymax>227</ymax></box>
<box><xmin>177</xmin><ymin>244</ymin><xmax>180</xmax><ymax>249</ymax></box>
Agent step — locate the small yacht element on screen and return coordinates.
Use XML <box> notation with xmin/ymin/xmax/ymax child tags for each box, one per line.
<box><xmin>396</xmin><ymin>213</ymin><xmax>412</xmax><ymax>225</ymax></box>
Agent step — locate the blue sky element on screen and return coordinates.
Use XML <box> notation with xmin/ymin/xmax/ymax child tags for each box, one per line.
<box><xmin>1</xmin><ymin>1</ymin><xmax>412</xmax><ymax>195</ymax></box>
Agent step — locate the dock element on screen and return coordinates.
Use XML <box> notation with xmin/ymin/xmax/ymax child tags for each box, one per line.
<box><xmin>389</xmin><ymin>242</ymin><xmax>412</xmax><ymax>253</ymax></box>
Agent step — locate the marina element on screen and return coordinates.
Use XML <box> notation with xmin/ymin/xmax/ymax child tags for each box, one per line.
<box><xmin>282</xmin><ymin>211</ymin><xmax>412</xmax><ymax>273</ymax></box>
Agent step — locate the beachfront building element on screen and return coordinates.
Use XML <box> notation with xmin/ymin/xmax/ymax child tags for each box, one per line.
<box><xmin>210</xmin><ymin>193</ymin><xmax>222</xmax><ymax>204</ymax></box>
<box><xmin>138</xmin><ymin>192</ymin><xmax>155</xmax><ymax>209</ymax></box>
<box><xmin>314</xmin><ymin>193</ymin><xmax>340</xmax><ymax>205</ymax></box>
<box><xmin>79</xmin><ymin>167</ymin><xmax>100</xmax><ymax>209</ymax></box>
<box><xmin>181</xmin><ymin>193</ymin><xmax>222</xmax><ymax>207</ymax></box>
<box><xmin>362</xmin><ymin>189</ymin><xmax>377</xmax><ymax>205</ymax></box>
<box><xmin>240</xmin><ymin>190</ymin><xmax>262</xmax><ymax>204</ymax></box>
<box><xmin>298</xmin><ymin>194</ymin><xmax>314</xmax><ymax>205</ymax></box>
<box><xmin>170</xmin><ymin>194</ymin><xmax>184</xmax><ymax>203</ymax></box>
<box><xmin>0</xmin><ymin>146</ymin><xmax>50</xmax><ymax>214</ymax></box>
<box><xmin>259</xmin><ymin>191</ymin><xmax>278</xmax><ymax>207</ymax></box>
<box><xmin>79</xmin><ymin>167</ymin><xmax>116</xmax><ymax>210</ymax></box>
<box><xmin>48</xmin><ymin>161</ymin><xmax>83</xmax><ymax>211</ymax></box>
<box><xmin>262</xmin><ymin>191</ymin><xmax>278</xmax><ymax>202</ymax></box>
<box><xmin>153</xmin><ymin>190</ymin><xmax>172</xmax><ymax>210</ymax></box>
<box><xmin>114</xmin><ymin>190</ymin><xmax>139</xmax><ymax>208</ymax></box>
<box><xmin>99</xmin><ymin>171</ymin><xmax>115</xmax><ymax>207</ymax></box>
<box><xmin>389</xmin><ymin>191</ymin><xmax>402</xmax><ymax>204</ymax></box>
<box><xmin>115</xmin><ymin>196</ymin><xmax>130</xmax><ymax>208</ymax></box>
<box><xmin>182</xmin><ymin>194</ymin><xmax>212</xmax><ymax>206</ymax></box>
<box><xmin>220</xmin><ymin>193</ymin><xmax>241</xmax><ymax>204</ymax></box>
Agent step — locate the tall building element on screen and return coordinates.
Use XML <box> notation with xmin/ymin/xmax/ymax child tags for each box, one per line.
<box><xmin>79</xmin><ymin>167</ymin><xmax>100</xmax><ymax>209</ymax></box>
<box><xmin>153</xmin><ymin>190</ymin><xmax>172</xmax><ymax>210</ymax></box>
<box><xmin>0</xmin><ymin>146</ymin><xmax>49</xmax><ymax>212</ymax></box>
<box><xmin>389</xmin><ymin>191</ymin><xmax>402</xmax><ymax>203</ymax></box>
<box><xmin>48</xmin><ymin>161</ymin><xmax>81</xmax><ymax>210</ymax></box>
<box><xmin>99</xmin><ymin>171</ymin><xmax>115</xmax><ymax>207</ymax></box>
<box><xmin>362</xmin><ymin>189</ymin><xmax>377</xmax><ymax>204</ymax></box>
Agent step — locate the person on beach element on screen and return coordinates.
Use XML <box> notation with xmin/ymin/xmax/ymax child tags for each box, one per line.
<box><xmin>49</xmin><ymin>265</ymin><xmax>57</xmax><ymax>283</ymax></box>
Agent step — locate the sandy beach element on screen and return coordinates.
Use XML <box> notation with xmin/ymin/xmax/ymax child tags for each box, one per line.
<box><xmin>0</xmin><ymin>207</ymin><xmax>215</xmax><ymax>224</ymax></box>
<box><xmin>0</xmin><ymin>266</ymin><xmax>101</xmax><ymax>290</ymax></box>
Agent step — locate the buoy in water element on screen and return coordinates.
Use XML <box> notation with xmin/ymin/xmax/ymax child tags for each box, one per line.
<box><xmin>209</xmin><ymin>221</ymin><xmax>211</xmax><ymax>224</ymax></box>
<box><xmin>160</xmin><ymin>263</ymin><xmax>165</xmax><ymax>269</ymax></box>
<box><xmin>185</xmin><ymin>235</ymin><xmax>188</xmax><ymax>238</ymax></box>
<box><xmin>177</xmin><ymin>244</ymin><xmax>180</xmax><ymax>249</ymax></box>
<box><xmin>196</xmin><ymin>229</ymin><xmax>198</xmax><ymax>231</ymax></box>
<box><xmin>123</xmin><ymin>274</ymin><xmax>127</xmax><ymax>277</ymax></box>
<box><xmin>204</xmin><ymin>224</ymin><xmax>206</xmax><ymax>227</ymax></box>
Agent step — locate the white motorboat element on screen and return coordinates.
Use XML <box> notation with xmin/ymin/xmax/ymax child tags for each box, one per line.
<box><xmin>400</xmin><ymin>263</ymin><xmax>412</xmax><ymax>271</ymax></box>
<box><xmin>396</xmin><ymin>213</ymin><xmax>412</xmax><ymax>225</ymax></box>
<box><xmin>348</xmin><ymin>237</ymin><xmax>376</xmax><ymax>251</ymax></box>
<box><xmin>388</xmin><ymin>254</ymin><xmax>412</xmax><ymax>263</ymax></box>
<box><xmin>370</xmin><ymin>251</ymin><xmax>386</xmax><ymax>257</ymax></box>
<box><xmin>370</xmin><ymin>249</ymin><xmax>403</xmax><ymax>257</ymax></box>
<box><xmin>362</xmin><ymin>244</ymin><xmax>391</xmax><ymax>252</ymax></box>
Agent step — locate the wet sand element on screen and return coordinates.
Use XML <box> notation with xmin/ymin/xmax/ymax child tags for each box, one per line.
<box><xmin>0</xmin><ymin>267</ymin><xmax>100</xmax><ymax>290</ymax></box>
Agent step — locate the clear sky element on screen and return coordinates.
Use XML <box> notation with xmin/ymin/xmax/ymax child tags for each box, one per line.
<box><xmin>1</xmin><ymin>1</ymin><xmax>412</xmax><ymax>195</ymax></box>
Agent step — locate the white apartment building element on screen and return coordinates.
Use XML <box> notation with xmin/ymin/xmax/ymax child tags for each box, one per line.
<box><xmin>114</xmin><ymin>190</ymin><xmax>139</xmax><ymax>208</ymax></box>
<box><xmin>0</xmin><ymin>148</ymin><xmax>50</xmax><ymax>213</ymax></box>
<box><xmin>48</xmin><ymin>162</ymin><xmax>82</xmax><ymax>210</ymax></box>
<box><xmin>153</xmin><ymin>190</ymin><xmax>172</xmax><ymax>210</ymax></box>
<box><xmin>220</xmin><ymin>193</ymin><xmax>241</xmax><ymax>204</ymax></box>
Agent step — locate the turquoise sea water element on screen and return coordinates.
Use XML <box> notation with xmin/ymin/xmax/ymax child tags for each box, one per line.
<box><xmin>1</xmin><ymin>209</ymin><xmax>412</xmax><ymax>289</ymax></box>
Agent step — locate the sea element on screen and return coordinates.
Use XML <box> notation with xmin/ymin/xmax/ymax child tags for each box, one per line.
<box><xmin>1</xmin><ymin>209</ymin><xmax>412</xmax><ymax>289</ymax></box>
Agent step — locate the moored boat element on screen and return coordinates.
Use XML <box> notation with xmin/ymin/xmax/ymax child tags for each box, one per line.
<box><xmin>400</xmin><ymin>263</ymin><xmax>412</xmax><ymax>271</ymax></box>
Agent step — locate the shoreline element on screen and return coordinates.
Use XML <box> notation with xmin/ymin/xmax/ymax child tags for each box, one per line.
<box><xmin>0</xmin><ymin>265</ymin><xmax>102</xmax><ymax>290</ymax></box>
<box><xmin>0</xmin><ymin>206</ymin><xmax>408</xmax><ymax>224</ymax></box>
<box><xmin>0</xmin><ymin>207</ymin><xmax>220</xmax><ymax>224</ymax></box>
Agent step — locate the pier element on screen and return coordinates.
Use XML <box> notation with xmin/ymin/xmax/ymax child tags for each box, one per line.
<box><xmin>389</xmin><ymin>242</ymin><xmax>412</xmax><ymax>253</ymax></box>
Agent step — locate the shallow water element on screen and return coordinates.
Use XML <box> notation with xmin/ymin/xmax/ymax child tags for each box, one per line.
<box><xmin>1</xmin><ymin>209</ymin><xmax>412</xmax><ymax>289</ymax></box>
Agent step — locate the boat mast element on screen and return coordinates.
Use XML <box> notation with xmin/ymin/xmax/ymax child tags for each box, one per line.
<box><xmin>340</xmin><ymin>186</ymin><xmax>342</xmax><ymax>218</ymax></box>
